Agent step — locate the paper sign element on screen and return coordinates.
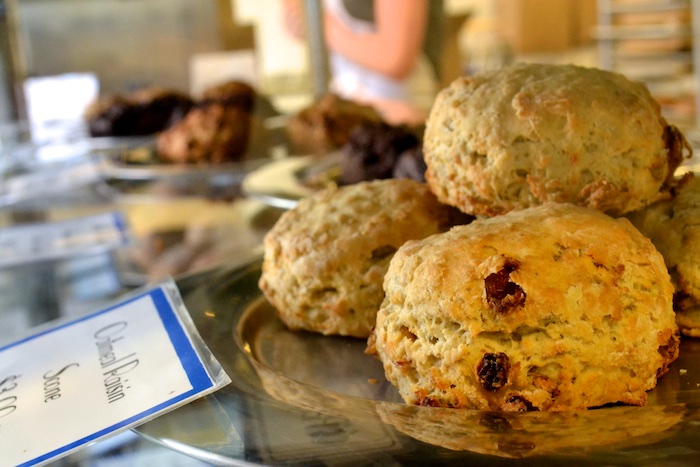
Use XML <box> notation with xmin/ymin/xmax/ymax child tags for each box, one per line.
<box><xmin>0</xmin><ymin>280</ymin><xmax>230</xmax><ymax>466</ymax></box>
<box><xmin>0</xmin><ymin>211</ymin><xmax>130</xmax><ymax>269</ymax></box>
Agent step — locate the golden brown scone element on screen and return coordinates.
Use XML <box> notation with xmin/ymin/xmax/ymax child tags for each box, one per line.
<box><xmin>285</xmin><ymin>93</ymin><xmax>383</xmax><ymax>155</ymax></box>
<box><xmin>627</xmin><ymin>173</ymin><xmax>700</xmax><ymax>337</ymax></box>
<box><xmin>423</xmin><ymin>63</ymin><xmax>689</xmax><ymax>217</ymax></box>
<box><xmin>259</xmin><ymin>179</ymin><xmax>471</xmax><ymax>338</ymax></box>
<box><xmin>369</xmin><ymin>203</ymin><xmax>679</xmax><ymax>411</ymax></box>
<box><xmin>156</xmin><ymin>102</ymin><xmax>251</xmax><ymax>164</ymax></box>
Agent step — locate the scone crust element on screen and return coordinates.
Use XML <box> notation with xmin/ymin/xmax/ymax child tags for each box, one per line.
<box><xmin>371</xmin><ymin>203</ymin><xmax>679</xmax><ymax>411</ymax></box>
<box><xmin>424</xmin><ymin>63</ymin><xmax>683</xmax><ymax>216</ymax></box>
<box><xmin>627</xmin><ymin>174</ymin><xmax>700</xmax><ymax>337</ymax></box>
<box><xmin>259</xmin><ymin>179</ymin><xmax>465</xmax><ymax>337</ymax></box>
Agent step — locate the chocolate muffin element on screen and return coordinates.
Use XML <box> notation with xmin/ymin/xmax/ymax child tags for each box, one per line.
<box><xmin>85</xmin><ymin>87</ymin><xmax>193</xmax><ymax>137</ymax></box>
<box><xmin>339</xmin><ymin>121</ymin><xmax>424</xmax><ymax>185</ymax></box>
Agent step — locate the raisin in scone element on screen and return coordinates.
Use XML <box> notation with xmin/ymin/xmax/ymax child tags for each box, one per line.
<box><xmin>369</xmin><ymin>203</ymin><xmax>679</xmax><ymax>411</ymax></box>
<box><xmin>627</xmin><ymin>174</ymin><xmax>700</xmax><ymax>337</ymax></box>
<box><xmin>259</xmin><ymin>179</ymin><xmax>470</xmax><ymax>338</ymax></box>
<box><xmin>423</xmin><ymin>63</ymin><xmax>689</xmax><ymax>217</ymax></box>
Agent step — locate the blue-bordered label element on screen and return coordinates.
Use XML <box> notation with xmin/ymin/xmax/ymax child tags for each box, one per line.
<box><xmin>0</xmin><ymin>281</ymin><xmax>227</xmax><ymax>466</ymax></box>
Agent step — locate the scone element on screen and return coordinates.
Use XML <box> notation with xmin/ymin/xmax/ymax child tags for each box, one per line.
<box><xmin>258</xmin><ymin>179</ymin><xmax>471</xmax><ymax>338</ymax></box>
<box><xmin>369</xmin><ymin>203</ymin><xmax>679</xmax><ymax>411</ymax></box>
<box><xmin>627</xmin><ymin>174</ymin><xmax>700</xmax><ymax>337</ymax></box>
<box><xmin>423</xmin><ymin>63</ymin><xmax>689</xmax><ymax>217</ymax></box>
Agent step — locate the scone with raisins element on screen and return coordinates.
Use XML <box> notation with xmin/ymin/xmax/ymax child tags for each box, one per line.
<box><xmin>423</xmin><ymin>63</ymin><xmax>689</xmax><ymax>217</ymax></box>
<box><xmin>259</xmin><ymin>179</ymin><xmax>470</xmax><ymax>338</ymax></box>
<box><xmin>368</xmin><ymin>203</ymin><xmax>679</xmax><ymax>411</ymax></box>
<box><xmin>627</xmin><ymin>174</ymin><xmax>700</xmax><ymax>337</ymax></box>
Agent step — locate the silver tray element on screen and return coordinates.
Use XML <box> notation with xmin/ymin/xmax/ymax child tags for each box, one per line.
<box><xmin>92</xmin><ymin>137</ymin><xmax>274</xmax><ymax>202</ymax></box>
<box><xmin>134</xmin><ymin>256</ymin><xmax>700</xmax><ymax>466</ymax></box>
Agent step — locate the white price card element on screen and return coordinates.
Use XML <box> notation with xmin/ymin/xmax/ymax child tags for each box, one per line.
<box><xmin>0</xmin><ymin>211</ymin><xmax>130</xmax><ymax>269</ymax></box>
<box><xmin>0</xmin><ymin>280</ymin><xmax>231</xmax><ymax>466</ymax></box>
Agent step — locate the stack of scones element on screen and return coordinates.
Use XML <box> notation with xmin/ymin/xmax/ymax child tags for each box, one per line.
<box><xmin>259</xmin><ymin>63</ymin><xmax>693</xmax><ymax>412</ymax></box>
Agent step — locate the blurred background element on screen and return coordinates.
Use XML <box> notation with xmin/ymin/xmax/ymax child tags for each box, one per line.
<box><xmin>1</xmin><ymin>0</ymin><xmax>696</xmax><ymax>125</ymax></box>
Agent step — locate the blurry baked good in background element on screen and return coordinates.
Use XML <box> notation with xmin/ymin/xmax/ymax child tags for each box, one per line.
<box><xmin>627</xmin><ymin>174</ymin><xmax>700</xmax><ymax>338</ymax></box>
<box><xmin>423</xmin><ymin>63</ymin><xmax>689</xmax><ymax>217</ymax></box>
<box><xmin>392</xmin><ymin>145</ymin><xmax>427</xmax><ymax>182</ymax></box>
<box><xmin>339</xmin><ymin>121</ymin><xmax>425</xmax><ymax>184</ymax></box>
<box><xmin>85</xmin><ymin>87</ymin><xmax>194</xmax><ymax>137</ymax></box>
<box><xmin>200</xmin><ymin>79</ymin><xmax>256</xmax><ymax>112</ymax></box>
<box><xmin>369</xmin><ymin>203</ymin><xmax>679</xmax><ymax>411</ymax></box>
<box><xmin>156</xmin><ymin>80</ymin><xmax>261</xmax><ymax>164</ymax></box>
<box><xmin>156</xmin><ymin>102</ymin><xmax>252</xmax><ymax>164</ymax></box>
<box><xmin>284</xmin><ymin>93</ymin><xmax>383</xmax><ymax>155</ymax></box>
<box><xmin>259</xmin><ymin>178</ymin><xmax>471</xmax><ymax>338</ymax></box>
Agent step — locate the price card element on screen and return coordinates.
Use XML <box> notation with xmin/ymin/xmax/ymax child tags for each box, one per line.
<box><xmin>0</xmin><ymin>279</ymin><xmax>230</xmax><ymax>466</ymax></box>
<box><xmin>0</xmin><ymin>211</ymin><xmax>130</xmax><ymax>269</ymax></box>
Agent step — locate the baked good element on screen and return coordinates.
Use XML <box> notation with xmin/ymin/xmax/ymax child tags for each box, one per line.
<box><xmin>369</xmin><ymin>203</ymin><xmax>679</xmax><ymax>411</ymax></box>
<box><xmin>627</xmin><ymin>174</ymin><xmax>700</xmax><ymax>337</ymax></box>
<box><xmin>200</xmin><ymin>79</ymin><xmax>256</xmax><ymax>113</ymax></box>
<box><xmin>284</xmin><ymin>93</ymin><xmax>383</xmax><ymax>154</ymax></box>
<box><xmin>339</xmin><ymin>121</ymin><xmax>424</xmax><ymax>185</ymax></box>
<box><xmin>85</xmin><ymin>87</ymin><xmax>193</xmax><ymax>137</ymax></box>
<box><xmin>156</xmin><ymin>102</ymin><xmax>251</xmax><ymax>164</ymax></box>
<box><xmin>155</xmin><ymin>80</ymin><xmax>260</xmax><ymax>164</ymax></box>
<box><xmin>392</xmin><ymin>146</ymin><xmax>427</xmax><ymax>182</ymax></box>
<box><xmin>423</xmin><ymin>63</ymin><xmax>689</xmax><ymax>217</ymax></box>
<box><xmin>258</xmin><ymin>179</ymin><xmax>471</xmax><ymax>338</ymax></box>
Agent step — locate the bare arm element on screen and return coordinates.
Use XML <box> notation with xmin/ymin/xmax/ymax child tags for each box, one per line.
<box><xmin>323</xmin><ymin>0</ymin><xmax>428</xmax><ymax>80</ymax></box>
<box><xmin>282</xmin><ymin>0</ymin><xmax>307</xmax><ymax>40</ymax></box>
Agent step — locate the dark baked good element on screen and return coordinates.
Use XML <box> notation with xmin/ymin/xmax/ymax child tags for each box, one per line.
<box><xmin>424</xmin><ymin>63</ymin><xmax>689</xmax><ymax>217</ymax></box>
<box><xmin>369</xmin><ymin>203</ymin><xmax>679</xmax><ymax>411</ymax></box>
<box><xmin>285</xmin><ymin>93</ymin><xmax>383</xmax><ymax>154</ymax></box>
<box><xmin>85</xmin><ymin>87</ymin><xmax>193</xmax><ymax>137</ymax></box>
<box><xmin>200</xmin><ymin>79</ymin><xmax>256</xmax><ymax>113</ymax></box>
<box><xmin>392</xmin><ymin>146</ymin><xmax>427</xmax><ymax>182</ymax></box>
<box><xmin>339</xmin><ymin>121</ymin><xmax>423</xmax><ymax>184</ymax></box>
<box><xmin>156</xmin><ymin>102</ymin><xmax>251</xmax><ymax>164</ymax></box>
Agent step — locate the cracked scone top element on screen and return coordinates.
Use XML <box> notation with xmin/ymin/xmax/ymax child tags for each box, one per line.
<box><xmin>369</xmin><ymin>203</ymin><xmax>679</xmax><ymax>411</ymax></box>
<box><xmin>423</xmin><ymin>63</ymin><xmax>687</xmax><ymax>217</ymax></box>
<box><xmin>258</xmin><ymin>178</ymin><xmax>469</xmax><ymax>338</ymax></box>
